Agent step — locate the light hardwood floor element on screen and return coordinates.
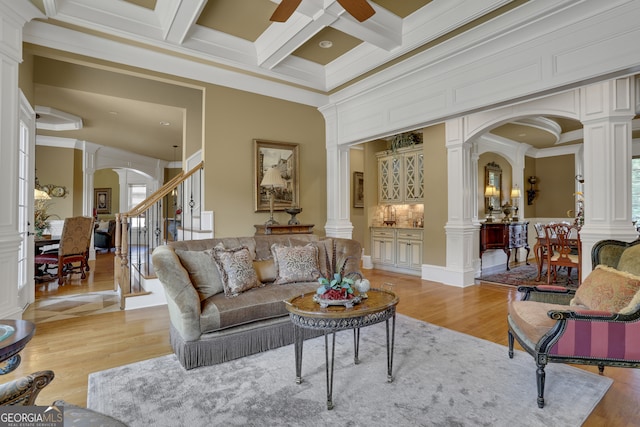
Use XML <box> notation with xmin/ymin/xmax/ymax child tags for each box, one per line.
<box><xmin>5</xmin><ymin>252</ymin><xmax>640</xmax><ymax>425</ymax></box>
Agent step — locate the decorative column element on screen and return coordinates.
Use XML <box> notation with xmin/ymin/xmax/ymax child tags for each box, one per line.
<box><xmin>443</xmin><ymin>118</ymin><xmax>477</xmax><ymax>287</ymax></box>
<box><xmin>320</xmin><ymin>104</ymin><xmax>353</xmax><ymax>238</ymax></box>
<box><xmin>0</xmin><ymin>2</ymin><xmax>44</xmax><ymax>319</ymax></box>
<box><xmin>579</xmin><ymin>77</ymin><xmax>637</xmax><ymax>279</ymax></box>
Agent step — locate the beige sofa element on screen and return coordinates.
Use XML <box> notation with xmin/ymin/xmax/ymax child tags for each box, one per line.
<box><xmin>151</xmin><ymin>234</ymin><xmax>363</xmax><ymax>370</ymax></box>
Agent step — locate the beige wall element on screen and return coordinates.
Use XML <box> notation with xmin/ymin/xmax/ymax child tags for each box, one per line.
<box><xmin>350</xmin><ymin>148</ymin><xmax>365</xmax><ymax>246</ymax></box>
<box><xmin>422</xmin><ymin>124</ymin><xmax>447</xmax><ymax>267</ymax></box>
<box><xmin>94</xmin><ymin>169</ymin><xmax>121</xmax><ymax>219</ymax></box>
<box><xmin>18</xmin><ymin>51</ymin><xmax>35</xmax><ymax>104</ymax></box>
<box><xmin>531</xmin><ymin>154</ymin><xmax>575</xmax><ymax>218</ymax></box>
<box><xmin>204</xmin><ymin>84</ymin><xmax>326</xmax><ymax>238</ymax></box>
<box><xmin>35</xmin><ymin>146</ymin><xmax>75</xmax><ymax>220</ymax></box>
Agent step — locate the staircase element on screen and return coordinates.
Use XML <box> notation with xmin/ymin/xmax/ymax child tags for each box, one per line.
<box><xmin>112</xmin><ymin>161</ymin><xmax>209</xmax><ymax>309</ymax></box>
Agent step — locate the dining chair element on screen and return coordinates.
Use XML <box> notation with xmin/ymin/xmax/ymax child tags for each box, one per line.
<box><xmin>533</xmin><ymin>223</ymin><xmax>548</xmax><ymax>281</ymax></box>
<box><xmin>34</xmin><ymin>216</ymin><xmax>95</xmax><ymax>285</ymax></box>
<box><xmin>544</xmin><ymin>222</ymin><xmax>581</xmax><ymax>285</ymax></box>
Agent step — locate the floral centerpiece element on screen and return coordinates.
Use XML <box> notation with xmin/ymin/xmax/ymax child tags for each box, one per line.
<box><xmin>314</xmin><ymin>249</ymin><xmax>370</xmax><ymax>307</ymax></box>
<box><xmin>34</xmin><ymin>188</ymin><xmax>56</xmax><ymax>238</ymax></box>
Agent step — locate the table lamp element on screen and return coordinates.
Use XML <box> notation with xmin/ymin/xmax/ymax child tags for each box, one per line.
<box><xmin>511</xmin><ymin>185</ymin><xmax>521</xmax><ymax>222</ymax></box>
<box><xmin>484</xmin><ymin>185</ymin><xmax>498</xmax><ymax>223</ymax></box>
<box><xmin>260</xmin><ymin>166</ymin><xmax>286</xmax><ymax>225</ymax></box>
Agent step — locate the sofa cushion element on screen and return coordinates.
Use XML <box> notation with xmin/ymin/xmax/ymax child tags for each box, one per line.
<box><xmin>212</xmin><ymin>246</ymin><xmax>262</xmax><ymax>297</ymax></box>
<box><xmin>617</xmin><ymin>244</ymin><xmax>640</xmax><ymax>276</ymax></box>
<box><xmin>200</xmin><ymin>282</ymin><xmax>319</xmax><ymax>333</ymax></box>
<box><xmin>175</xmin><ymin>249</ymin><xmax>224</xmax><ymax>300</ymax></box>
<box><xmin>508</xmin><ymin>300</ymin><xmax>568</xmax><ymax>344</ymax></box>
<box><xmin>253</xmin><ymin>259</ymin><xmax>277</xmax><ymax>283</ymax></box>
<box><xmin>291</xmin><ymin>238</ymin><xmax>333</xmax><ymax>279</ymax></box>
<box><xmin>271</xmin><ymin>244</ymin><xmax>320</xmax><ymax>285</ymax></box>
<box><xmin>570</xmin><ymin>265</ymin><xmax>640</xmax><ymax>312</ymax></box>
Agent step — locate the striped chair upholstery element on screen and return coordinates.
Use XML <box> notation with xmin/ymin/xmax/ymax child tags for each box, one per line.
<box><xmin>508</xmin><ymin>238</ymin><xmax>640</xmax><ymax>408</ymax></box>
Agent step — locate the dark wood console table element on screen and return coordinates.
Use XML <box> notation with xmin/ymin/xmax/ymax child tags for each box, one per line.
<box><xmin>254</xmin><ymin>224</ymin><xmax>314</xmax><ymax>235</ymax></box>
<box><xmin>480</xmin><ymin>221</ymin><xmax>530</xmax><ymax>271</ymax></box>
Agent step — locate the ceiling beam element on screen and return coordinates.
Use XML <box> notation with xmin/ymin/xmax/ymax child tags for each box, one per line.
<box><xmin>161</xmin><ymin>0</ymin><xmax>207</xmax><ymax>44</ymax></box>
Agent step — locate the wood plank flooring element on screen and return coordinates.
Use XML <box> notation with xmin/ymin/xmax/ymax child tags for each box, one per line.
<box><xmin>5</xmin><ymin>253</ymin><xmax>640</xmax><ymax>425</ymax></box>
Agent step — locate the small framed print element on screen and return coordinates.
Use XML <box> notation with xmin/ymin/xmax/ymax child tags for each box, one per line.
<box><xmin>353</xmin><ymin>172</ymin><xmax>364</xmax><ymax>208</ymax></box>
<box><xmin>94</xmin><ymin>188</ymin><xmax>112</xmax><ymax>214</ymax></box>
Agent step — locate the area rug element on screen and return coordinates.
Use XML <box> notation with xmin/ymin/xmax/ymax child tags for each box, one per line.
<box><xmin>87</xmin><ymin>315</ymin><xmax>611</xmax><ymax>427</ymax></box>
<box><xmin>478</xmin><ymin>263</ymin><xmax>579</xmax><ymax>288</ymax></box>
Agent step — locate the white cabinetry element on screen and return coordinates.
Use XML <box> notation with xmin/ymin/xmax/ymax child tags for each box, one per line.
<box><xmin>396</xmin><ymin>229</ymin><xmax>423</xmax><ymax>271</ymax></box>
<box><xmin>371</xmin><ymin>227</ymin><xmax>423</xmax><ymax>276</ymax></box>
<box><xmin>371</xmin><ymin>228</ymin><xmax>395</xmax><ymax>265</ymax></box>
<box><xmin>377</xmin><ymin>146</ymin><xmax>424</xmax><ymax>204</ymax></box>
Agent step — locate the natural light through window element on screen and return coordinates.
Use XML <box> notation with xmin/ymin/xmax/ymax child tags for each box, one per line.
<box><xmin>129</xmin><ymin>184</ymin><xmax>147</xmax><ymax>227</ymax></box>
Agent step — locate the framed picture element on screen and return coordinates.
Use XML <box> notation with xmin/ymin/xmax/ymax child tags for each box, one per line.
<box><xmin>353</xmin><ymin>172</ymin><xmax>364</xmax><ymax>208</ymax></box>
<box><xmin>254</xmin><ymin>140</ymin><xmax>299</xmax><ymax>212</ymax></box>
<box><xmin>94</xmin><ymin>188</ymin><xmax>112</xmax><ymax>214</ymax></box>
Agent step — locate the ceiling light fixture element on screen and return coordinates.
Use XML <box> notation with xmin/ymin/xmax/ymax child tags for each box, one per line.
<box><xmin>319</xmin><ymin>40</ymin><xmax>333</xmax><ymax>49</ymax></box>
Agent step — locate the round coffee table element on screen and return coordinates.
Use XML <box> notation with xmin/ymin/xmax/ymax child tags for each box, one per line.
<box><xmin>284</xmin><ymin>287</ymin><xmax>399</xmax><ymax>410</ymax></box>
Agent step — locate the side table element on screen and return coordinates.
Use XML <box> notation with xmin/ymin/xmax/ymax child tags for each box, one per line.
<box><xmin>0</xmin><ymin>319</ymin><xmax>35</xmax><ymax>374</ymax></box>
<box><xmin>284</xmin><ymin>288</ymin><xmax>399</xmax><ymax>410</ymax></box>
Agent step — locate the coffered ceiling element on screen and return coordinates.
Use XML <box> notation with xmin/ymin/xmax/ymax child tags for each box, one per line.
<box><xmin>27</xmin><ymin>0</ymin><xmax>636</xmax><ymax>161</ymax></box>
<box><xmin>30</xmin><ymin>0</ymin><xmax>518</xmax><ymax>92</ymax></box>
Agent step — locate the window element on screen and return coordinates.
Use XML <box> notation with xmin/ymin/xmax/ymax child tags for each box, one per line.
<box><xmin>129</xmin><ymin>184</ymin><xmax>147</xmax><ymax>227</ymax></box>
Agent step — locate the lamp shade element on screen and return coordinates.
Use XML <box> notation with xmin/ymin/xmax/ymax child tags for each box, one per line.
<box><xmin>260</xmin><ymin>167</ymin><xmax>286</xmax><ymax>188</ymax></box>
<box><xmin>34</xmin><ymin>188</ymin><xmax>51</xmax><ymax>200</ymax></box>
<box><xmin>510</xmin><ymin>186</ymin><xmax>521</xmax><ymax>198</ymax></box>
<box><xmin>484</xmin><ymin>185</ymin><xmax>498</xmax><ymax>198</ymax></box>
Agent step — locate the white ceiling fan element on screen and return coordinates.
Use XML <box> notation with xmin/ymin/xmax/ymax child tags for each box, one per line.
<box><xmin>270</xmin><ymin>0</ymin><xmax>376</xmax><ymax>22</ymax></box>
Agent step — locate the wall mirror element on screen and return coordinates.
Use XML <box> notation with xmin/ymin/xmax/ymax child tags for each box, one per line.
<box><xmin>485</xmin><ymin>161</ymin><xmax>502</xmax><ymax>213</ymax></box>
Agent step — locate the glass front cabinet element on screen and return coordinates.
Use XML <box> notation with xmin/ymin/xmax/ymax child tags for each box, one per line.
<box><xmin>377</xmin><ymin>145</ymin><xmax>424</xmax><ymax>204</ymax></box>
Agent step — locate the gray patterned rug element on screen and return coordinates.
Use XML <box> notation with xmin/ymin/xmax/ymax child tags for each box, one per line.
<box><xmin>88</xmin><ymin>315</ymin><xmax>611</xmax><ymax>427</ymax></box>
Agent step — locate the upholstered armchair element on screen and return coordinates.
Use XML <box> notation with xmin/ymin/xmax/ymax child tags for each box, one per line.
<box><xmin>508</xmin><ymin>238</ymin><xmax>640</xmax><ymax>408</ymax></box>
<box><xmin>94</xmin><ymin>219</ymin><xmax>116</xmax><ymax>252</ymax></box>
<box><xmin>0</xmin><ymin>370</ymin><xmax>54</xmax><ymax>406</ymax></box>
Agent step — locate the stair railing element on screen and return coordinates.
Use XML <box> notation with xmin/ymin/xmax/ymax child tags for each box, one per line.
<box><xmin>113</xmin><ymin>161</ymin><xmax>204</xmax><ymax>308</ymax></box>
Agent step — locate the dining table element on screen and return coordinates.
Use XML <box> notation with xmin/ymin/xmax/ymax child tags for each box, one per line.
<box><xmin>534</xmin><ymin>235</ymin><xmax>581</xmax><ymax>283</ymax></box>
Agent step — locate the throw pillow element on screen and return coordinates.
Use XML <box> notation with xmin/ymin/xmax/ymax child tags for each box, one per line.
<box><xmin>570</xmin><ymin>265</ymin><xmax>640</xmax><ymax>312</ymax></box>
<box><xmin>253</xmin><ymin>259</ymin><xmax>277</xmax><ymax>283</ymax></box>
<box><xmin>616</xmin><ymin>244</ymin><xmax>640</xmax><ymax>276</ymax></box>
<box><xmin>175</xmin><ymin>249</ymin><xmax>224</xmax><ymax>300</ymax></box>
<box><xmin>97</xmin><ymin>220</ymin><xmax>110</xmax><ymax>232</ymax></box>
<box><xmin>212</xmin><ymin>245</ymin><xmax>262</xmax><ymax>297</ymax></box>
<box><xmin>290</xmin><ymin>238</ymin><xmax>333</xmax><ymax>279</ymax></box>
<box><xmin>271</xmin><ymin>243</ymin><xmax>320</xmax><ymax>285</ymax></box>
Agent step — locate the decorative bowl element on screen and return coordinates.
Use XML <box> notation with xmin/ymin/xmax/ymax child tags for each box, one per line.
<box><xmin>313</xmin><ymin>294</ymin><xmax>363</xmax><ymax>308</ymax></box>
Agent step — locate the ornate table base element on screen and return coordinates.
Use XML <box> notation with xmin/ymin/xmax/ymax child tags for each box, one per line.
<box><xmin>285</xmin><ymin>289</ymin><xmax>398</xmax><ymax>410</ymax></box>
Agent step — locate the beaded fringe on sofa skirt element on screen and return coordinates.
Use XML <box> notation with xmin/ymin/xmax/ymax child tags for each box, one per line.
<box><xmin>170</xmin><ymin>319</ymin><xmax>323</xmax><ymax>370</ymax></box>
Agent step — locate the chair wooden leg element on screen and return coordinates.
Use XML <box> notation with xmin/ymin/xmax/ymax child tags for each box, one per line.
<box><xmin>508</xmin><ymin>331</ymin><xmax>514</xmax><ymax>358</ymax></box>
<box><xmin>536</xmin><ymin>364</ymin><xmax>546</xmax><ymax>408</ymax></box>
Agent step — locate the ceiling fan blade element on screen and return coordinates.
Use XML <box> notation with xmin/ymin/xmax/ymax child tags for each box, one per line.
<box><xmin>270</xmin><ymin>0</ymin><xmax>303</xmax><ymax>22</ymax></box>
<box><xmin>336</xmin><ymin>0</ymin><xmax>376</xmax><ymax>22</ymax></box>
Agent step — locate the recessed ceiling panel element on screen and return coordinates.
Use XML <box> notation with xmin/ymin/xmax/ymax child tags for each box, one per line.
<box><xmin>293</xmin><ymin>27</ymin><xmax>362</xmax><ymax>65</ymax></box>
<box><xmin>197</xmin><ymin>0</ymin><xmax>276</xmax><ymax>42</ymax></box>
<box><xmin>123</xmin><ymin>0</ymin><xmax>157</xmax><ymax>10</ymax></box>
<box><xmin>491</xmin><ymin>122</ymin><xmax>558</xmax><ymax>148</ymax></box>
